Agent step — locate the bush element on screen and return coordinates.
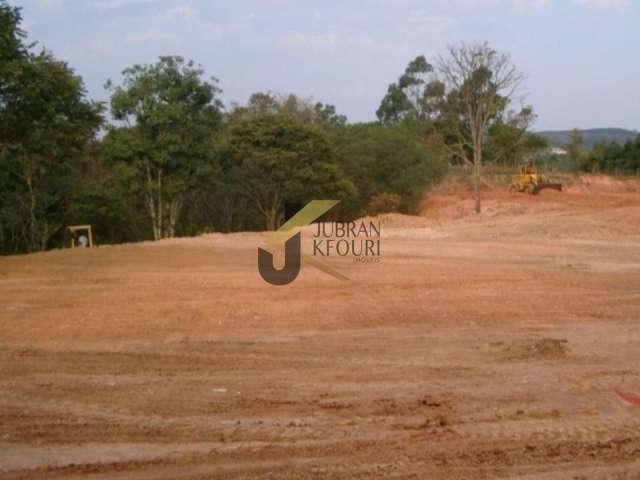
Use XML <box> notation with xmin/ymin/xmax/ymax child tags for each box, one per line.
<box><xmin>365</xmin><ymin>193</ymin><xmax>402</xmax><ymax>216</ymax></box>
<box><xmin>333</xmin><ymin>123</ymin><xmax>448</xmax><ymax>218</ymax></box>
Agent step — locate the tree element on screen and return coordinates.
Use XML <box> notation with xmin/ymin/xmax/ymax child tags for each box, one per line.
<box><xmin>376</xmin><ymin>55</ymin><xmax>440</xmax><ymax>125</ymax></box>
<box><xmin>1</xmin><ymin>2</ymin><xmax>103</xmax><ymax>252</ymax></box>
<box><xmin>334</xmin><ymin>123</ymin><xmax>447</xmax><ymax>217</ymax></box>
<box><xmin>485</xmin><ymin>109</ymin><xmax>546</xmax><ymax>166</ymax></box>
<box><xmin>230</xmin><ymin>92</ymin><xmax>346</xmax><ymax>127</ymax></box>
<box><xmin>228</xmin><ymin>114</ymin><xmax>352</xmax><ymax>230</ymax></box>
<box><xmin>566</xmin><ymin>129</ymin><xmax>585</xmax><ymax>168</ymax></box>
<box><xmin>377</xmin><ymin>45</ymin><xmax>531</xmax><ymax>212</ymax></box>
<box><xmin>103</xmin><ymin>56</ymin><xmax>223</xmax><ymax>240</ymax></box>
<box><xmin>0</xmin><ymin>0</ymin><xmax>26</xmax><ymax>64</ymax></box>
<box><xmin>436</xmin><ymin>43</ymin><xmax>526</xmax><ymax>213</ymax></box>
<box><xmin>580</xmin><ymin>135</ymin><xmax>640</xmax><ymax>174</ymax></box>
<box><xmin>64</xmin><ymin>141</ymin><xmax>150</xmax><ymax>245</ymax></box>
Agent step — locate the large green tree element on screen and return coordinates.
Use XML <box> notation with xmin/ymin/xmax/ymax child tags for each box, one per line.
<box><xmin>103</xmin><ymin>56</ymin><xmax>223</xmax><ymax>240</ymax></box>
<box><xmin>228</xmin><ymin>114</ymin><xmax>352</xmax><ymax>230</ymax></box>
<box><xmin>0</xmin><ymin>1</ymin><xmax>103</xmax><ymax>252</ymax></box>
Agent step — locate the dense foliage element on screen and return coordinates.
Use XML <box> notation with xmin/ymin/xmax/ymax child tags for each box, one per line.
<box><xmin>0</xmin><ymin>1</ymin><xmax>103</xmax><ymax>253</ymax></box>
<box><xmin>581</xmin><ymin>135</ymin><xmax>640</xmax><ymax>174</ymax></box>
<box><xmin>334</xmin><ymin>123</ymin><xmax>447</xmax><ymax>217</ymax></box>
<box><xmin>227</xmin><ymin>114</ymin><xmax>353</xmax><ymax>230</ymax></box>
<box><xmin>536</xmin><ymin>130</ymin><xmax>640</xmax><ymax>174</ymax></box>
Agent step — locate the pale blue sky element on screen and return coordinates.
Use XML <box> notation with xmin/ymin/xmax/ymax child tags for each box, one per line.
<box><xmin>14</xmin><ymin>0</ymin><xmax>640</xmax><ymax>130</ymax></box>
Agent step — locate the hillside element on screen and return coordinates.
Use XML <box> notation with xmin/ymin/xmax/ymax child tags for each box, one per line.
<box><xmin>537</xmin><ymin>128</ymin><xmax>638</xmax><ymax>148</ymax></box>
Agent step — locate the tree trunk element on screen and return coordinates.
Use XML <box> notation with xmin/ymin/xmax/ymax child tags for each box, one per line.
<box><xmin>145</xmin><ymin>165</ymin><xmax>161</xmax><ymax>240</ymax></box>
<box><xmin>166</xmin><ymin>198</ymin><xmax>182</xmax><ymax>238</ymax></box>
<box><xmin>265</xmin><ymin>209</ymin><xmax>278</xmax><ymax>231</ymax></box>
<box><xmin>157</xmin><ymin>169</ymin><xmax>163</xmax><ymax>239</ymax></box>
<box><xmin>473</xmin><ymin>157</ymin><xmax>481</xmax><ymax>214</ymax></box>
<box><xmin>472</xmin><ymin>140</ymin><xmax>482</xmax><ymax>214</ymax></box>
<box><xmin>41</xmin><ymin>220</ymin><xmax>48</xmax><ymax>252</ymax></box>
<box><xmin>256</xmin><ymin>195</ymin><xmax>281</xmax><ymax>231</ymax></box>
<box><xmin>147</xmin><ymin>194</ymin><xmax>160</xmax><ymax>240</ymax></box>
<box><xmin>222</xmin><ymin>197</ymin><xmax>234</xmax><ymax>233</ymax></box>
<box><xmin>26</xmin><ymin>175</ymin><xmax>37</xmax><ymax>252</ymax></box>
<box><xmin>146</xmin><ymin>194</ymin><xmax>161</xmax><ymax>241</ymax></box>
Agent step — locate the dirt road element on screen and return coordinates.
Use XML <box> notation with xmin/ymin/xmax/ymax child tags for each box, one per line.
<box><xmin>2</xmin><ymin>181</ymin><xmax>640</xmax><ymax>479</ymax></box>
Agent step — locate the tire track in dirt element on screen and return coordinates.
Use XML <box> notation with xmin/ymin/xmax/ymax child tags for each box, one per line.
<box><xmin>452</xmin><ymin>393</ymin><xmax>640</xmax><ymax>445</ymax></box>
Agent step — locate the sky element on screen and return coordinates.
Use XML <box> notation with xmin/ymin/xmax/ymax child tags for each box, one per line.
<box><xmin>13</xmin><ymin>0</ymin><xmax>640</xmax><ymax>131</ymax></box>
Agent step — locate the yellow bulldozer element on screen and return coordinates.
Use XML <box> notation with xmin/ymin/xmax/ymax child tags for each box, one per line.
<box><xmin>509</xmin><ymin>165</ymin><xmax>563</xmax><ymax>195</ymax></box>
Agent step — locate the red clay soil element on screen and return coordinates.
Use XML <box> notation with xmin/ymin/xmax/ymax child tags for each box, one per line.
<box><xmin>2</xmin><ymin>179</ymin><xmax>640</xmax><ymax>479</ymax></box>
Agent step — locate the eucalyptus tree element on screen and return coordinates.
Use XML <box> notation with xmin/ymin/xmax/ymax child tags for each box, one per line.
<box><xmin>437</xmin><ymin>43</ymin><xmax>528</xmax><ymax>212</ymax></box>
<box><xmin>378</xmin><ymin>43</ymin><xmax>531</xmax><ymax>213</ymax></box>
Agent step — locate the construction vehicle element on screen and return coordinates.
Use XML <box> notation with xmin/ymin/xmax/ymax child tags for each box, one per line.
<box><xmin>509</xmin><ymin>165</ymin><xmax>563</xmax><ymax>194</ymax></box>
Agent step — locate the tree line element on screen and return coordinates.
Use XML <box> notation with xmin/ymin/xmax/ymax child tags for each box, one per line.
<box><xmin>565</xmin><ymin>130</ymin><xmax>640</xmax><ymax>174</ymax></box>
<box><xmin>1</xmin><ymin>0</ymin><xmax>548</xmax><ymax>254</ymax></box>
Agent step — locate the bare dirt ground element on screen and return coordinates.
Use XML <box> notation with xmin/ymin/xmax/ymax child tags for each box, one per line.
<box><xmin>2</xmin><ymin>175</ymin><xmax>640</xmax><ymax>479</ymax></box>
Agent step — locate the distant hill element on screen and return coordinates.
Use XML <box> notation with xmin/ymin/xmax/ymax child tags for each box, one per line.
<box><xmin>536</xmin><ymin>128</ymin><xmax>639</xmax><ymax>149</ymax></box>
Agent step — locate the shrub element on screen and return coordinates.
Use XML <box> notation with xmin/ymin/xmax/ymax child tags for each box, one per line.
<box><xmin>365</xmin><ymin>192</ymin><xmax>402</xmax><ymax>216</ymax></box>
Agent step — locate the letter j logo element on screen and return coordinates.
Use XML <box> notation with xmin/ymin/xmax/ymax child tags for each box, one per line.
<box><xmin>258</xmin><ymin>232</ymin><xmax>302</xmax><ymax>286</ymax></box>
<box><xmin>257</xmin><ymin>200</ymin><xmax>346</xmax><ymax>286</ymax></box>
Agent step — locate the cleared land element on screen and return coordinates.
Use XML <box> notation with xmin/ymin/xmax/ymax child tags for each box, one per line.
<box><xmin>1</xmin><ymin>176</ymin><xmax>640</xmax><ymax>479</ymax></box>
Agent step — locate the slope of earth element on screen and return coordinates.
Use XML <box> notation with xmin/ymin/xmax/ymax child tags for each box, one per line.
<box><xmin>1</xmin><ymin>179</ymin><xmax>640</xmax><ymax>479</ymax></box>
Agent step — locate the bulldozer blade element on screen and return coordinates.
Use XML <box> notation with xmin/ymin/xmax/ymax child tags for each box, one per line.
<box><xmin>533</xmin><ymin>183</ymin><xmax>563</xmax><ymax>194</ymax></box>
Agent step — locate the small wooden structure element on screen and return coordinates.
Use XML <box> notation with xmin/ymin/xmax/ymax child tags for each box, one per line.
<box><xmin>67</xmin><ymin>225</ymin><xmax>94</xmax><ymax>248</ymax></box>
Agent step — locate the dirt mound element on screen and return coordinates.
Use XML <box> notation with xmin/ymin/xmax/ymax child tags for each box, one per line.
<box><xmin>567</xmin><ymin>175</ymin><xmax>640</xmax><ymax>194</ymax></box>
<box><xmin>417</xmin><ymin>173</ymin><xmax>640</xmax><ymax>229</ymax></box>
